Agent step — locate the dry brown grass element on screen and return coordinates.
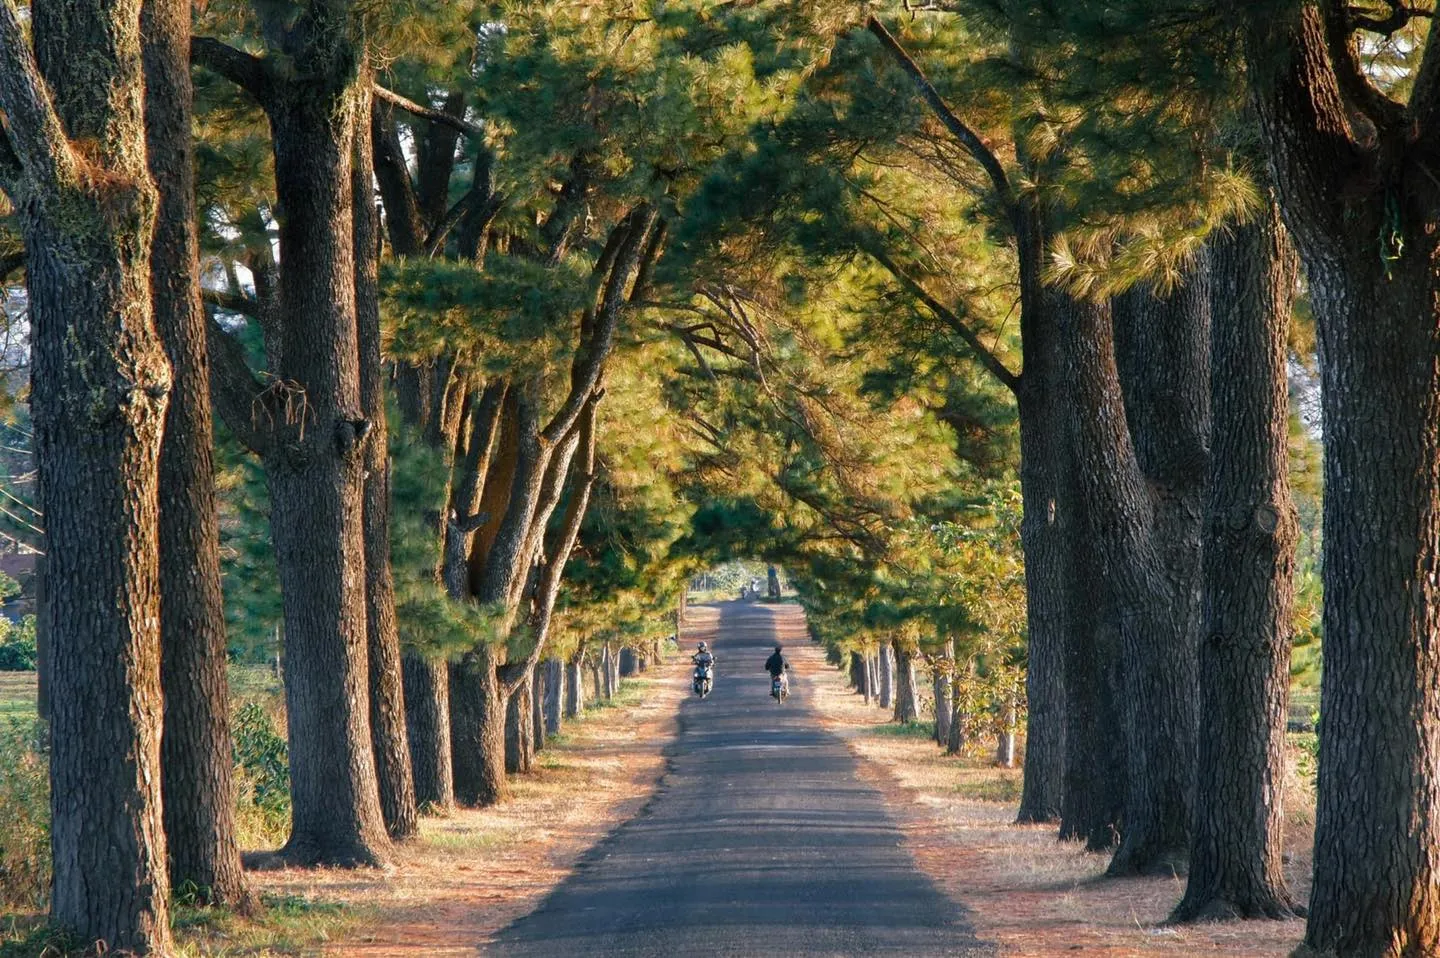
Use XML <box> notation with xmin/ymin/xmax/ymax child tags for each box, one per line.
<box><xmin>799</xmin><ymin>638</ymin><xmax>1311</xmax><ymax>957</ymax></box>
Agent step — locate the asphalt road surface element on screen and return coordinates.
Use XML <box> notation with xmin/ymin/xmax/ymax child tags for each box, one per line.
<box><xmin>487</xmin><ymin>601</ymin><xmax>994</xmax><ymax>957</ymax></box>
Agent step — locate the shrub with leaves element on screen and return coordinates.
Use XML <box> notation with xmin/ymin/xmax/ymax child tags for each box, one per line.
<box><xmin>0</xmin><ymin>719</ymin><xmax>48</xmax><ymax>910</ymax></box>
<box><xmin>0</xmin><ymin>616</ymin><xmax>36</xmax><ymax>672</ymax></box>
<box><xmin>231</xmin><ymin>702</ymin><xmax>290</xmax><ymax>847</ymax></box>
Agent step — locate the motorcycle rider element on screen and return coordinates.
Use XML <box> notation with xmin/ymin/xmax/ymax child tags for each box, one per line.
<box><xmin>764</xmin><ymin>644</ymin><xmax>790</xmax><ymax>696</ymax></box>
<box><xmin>692</xmin><ymin>642</ymin><xmax>715</xmax><ymax>694</ymax></box>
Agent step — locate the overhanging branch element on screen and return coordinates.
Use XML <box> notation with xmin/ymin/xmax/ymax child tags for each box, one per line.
<box><xmin>373</xmin><ymin>85</ymin><xmax>485</xmax><ymax>140</ymax></box>
<box><xmin>191</xmin><ymin>36</ymin><xmax>271</xmax><ymax>104</ymax></box>
<box><xmin>867</xmin><ymin>244</ymin><xmax>1020</xmax><ymax>395</ymax></box>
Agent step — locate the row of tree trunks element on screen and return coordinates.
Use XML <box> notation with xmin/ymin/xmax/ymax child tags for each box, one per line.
<box><xmin>1061</xmin><ymin>264</ymin><xmax>1210</xmax><ymax>876</ymax></box>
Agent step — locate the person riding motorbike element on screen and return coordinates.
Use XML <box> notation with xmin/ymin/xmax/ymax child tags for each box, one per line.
<box><xmin>692</xmin><ymin>642</ymin><xmax>715</xmax><ymax>696</ymax></box>
<box><xmin>764</xmin><ymin>644</ymin><xmax>790</xmax><ymax>697</ymax></box>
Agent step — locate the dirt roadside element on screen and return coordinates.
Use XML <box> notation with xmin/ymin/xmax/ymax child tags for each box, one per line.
<box><xmin>795</xmin><ymin>631</ymin><xmax>1309</xmax><ymax>957</ymax></box>
<box><xmin>230</xmin><ymin>610</ymin><xmax>713</xmax><ymax>957</ymax></box>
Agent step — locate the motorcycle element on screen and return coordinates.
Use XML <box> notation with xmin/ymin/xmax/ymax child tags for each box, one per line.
<box><xmin>771</xmin><ymin>673</ymin><xmax>788</xmax><ymax>703</ymax></box>
<box><xmin>693</xmin><ymin>661</ymin><xmax>714</xmax><ymax>698</ymax></box>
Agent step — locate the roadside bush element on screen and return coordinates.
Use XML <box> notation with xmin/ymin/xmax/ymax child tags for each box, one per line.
<box><xmin>0</xmin><ymin>719</ymin><xmax>48</xmax><ymax>911</ymax></box>
<box><xmin>232</xmin><ymin>701</ymin><xmax>290</xmax><ymax>847</ymax></box>
<box><xmin>0</xmin><ymin>618</ymin><xmax>36</xmax><ymax>672</ymax></box>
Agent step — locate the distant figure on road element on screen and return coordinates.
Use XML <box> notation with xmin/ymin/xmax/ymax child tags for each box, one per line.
<box><xmin>765</xmin><ymin>644</ymin><xmax>790</xmax><ymax>696</ymax></box>
<box><xmin>767</xmin><ymin>565</ymin><xmax>781</xmax><ymax>600</ymax></box>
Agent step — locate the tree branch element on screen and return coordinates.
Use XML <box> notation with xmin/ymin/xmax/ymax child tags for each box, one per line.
<box><xmin>867</xmin><ymin>244</ymin><xmax>1020</xmax><ymax>394</ymax></box>
<box><xmin>503</xmin><ymin>395</ymin><xmax>600</xmax><ymax>698</ymax></box>
<box><xmin>541</xmin><ymin>205</ymin><xmax>658</xmax><ymax>445</ymax></box>
<box><xmin>205</xmin><ymin>316</ymin><xmax>272</xmax><ymax>455</ymax></box>
<box><xmin>191</xmin><ymin>36</ymin><xmax>270</xmax><ymax>104</ymax></box>
<box><xmin>865</xmin><ymin>16</ymin><xmax>1016</xmax><ymax>220</ymax></box>
<box><xmin>1318</xmin><ymin>0</ymin><xmax>1404</xmax><ymax>131</ymax></box>
<box><xmin>373</xmin><ymin>85</ymin><xmax>485</xmax><ymax>140</ymax></box>
<box><xmin>202</xmin><ymin>286</ymin><xmax>260</xmax><ymax>318</ymax></box>
<box><xmin>0</xmin><ymin>249</ymin><xmax>24</xmax><ymax>283</ymax></box>
<box><xmin>0</xmin><ymin>2</ymin><xmax>76</xmax><ymax>192</ymax></box>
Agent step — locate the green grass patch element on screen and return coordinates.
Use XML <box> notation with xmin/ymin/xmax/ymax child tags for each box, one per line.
<box><xmin>0</xmin><ymin>673</ymin><xmax>36</xmax><ymax>722</ymax></box>
<box><xmin>583</xmin><ymin>678</ymin><xmax>650</xmax><ymax>714</ymax></box>
<box><xmin>171</xmin><ymin>892</ymin><xmax>363</xmax><ymax>957</ymax></box>
<box><xmin>952</xmin><ymin>770</ymin><xmax>1023</xmax><ymax>804</ymax></box>
<box><xmin>866</xmin><ymin>720</ymin><xmax>937</xmax><ymax>740</ymax></box>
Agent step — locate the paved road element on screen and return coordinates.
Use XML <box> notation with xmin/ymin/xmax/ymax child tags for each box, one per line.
<box><xmin>486</xmin><ymin>601</ymin><xmax>993</xmax><ymax>957</ymax></box>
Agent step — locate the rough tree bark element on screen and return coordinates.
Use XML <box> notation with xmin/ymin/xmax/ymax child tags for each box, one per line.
<box><xmin>504</xmin><ymin>671</ymin><xmax>535</xmax><ymax>774</ymax></box>
<box><xmin>0</xmin><ymin>0</ymin><xmax>173</xmax><ymax>948</ymax></box>
<box><xmin>1246</xmin><ymin>6</ymin><xmax>1440</xmax><ymax>949</ymax></box>
<box><xmin>544</xmin><ymin>659</ymin><xmax>564</xmax><ymax>736</ymax></box>
<box><xmin>353</xmin><ymin>82</ymin><xmax>418</xmax><ymax>841</ymax></box>
<box><xmin>143</xmin><ymin>0</ymin><xmax>247</xmax><ymax>906</ymax></box>
<box><xmin>1173</xmin><ymin>203</ymin><xmax>1300</xmax><ymax>921</ymax></box>
<box><xmin>1014</xmin><ymin>292</ymin><xmax>1068</xmax><ymax>824</ymax></box>
<box><xmin>1061</xmin><ymin>267</ymin><xmax>1211</xmax><ymax>876</ymax></box>
<box><xmin>403</xmin><ymin>652</ymin><xmax>453</xmax><ymax>811</ymax></box>
<box><xmin>893</xmin><ymin>646</ymin><xmax>919</xmax><ymax>724</ymax></box>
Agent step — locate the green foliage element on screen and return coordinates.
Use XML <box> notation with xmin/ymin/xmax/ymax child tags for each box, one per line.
<box><xmin>0</xmin><ymin>617</ymin><xmax>36</xmax><ymax>672</ymax></box>
<box><xmin>231</xmin><ymin>702</ymin><xmax>290</xmax><ymax>846</ymax></box>
<box><xmin>0</xmin><ymin>720</ymin><xmax>48</xmax><ymax>912</ymax></box>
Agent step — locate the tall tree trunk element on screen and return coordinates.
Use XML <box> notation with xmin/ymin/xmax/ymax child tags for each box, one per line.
<box><xmin>868</xmin><ymin>654</ymin><xmax>880</xmax><ymax>707</ymax></box>
<box><xmin>878</xmin><ymin>642</ymin><xmax>894</xmax><ymax>710</ymax></box>
<box><xmin>3</xmin><ymin>0</ymin><xmax>173</xmax><ymax>946</ymax></box>
<box><xmin>505</xmin><ymin>670</ymin><xmax>534</xmax><ymax>774</ymax></box>
<box><xmin>565</xmin><ymin>655</ymin><xmax>584</xmax><ymax>718</ymax></box>
<box><xmin>933</xmin><ymin>642</ymin><xmax>953</xmax><ymax>747</ymax></box>
<box><xmin>1058</xmin><ymin>540</ymin><xmax>1125</xmax><ymax>850</ymax></box>
<box><xmin>1062</xmin><ymin>269</ymin><xmax>1210</xmax><ymax>876</ymax></box>
<box><xmin>947</xmin><ymin>667</ymin><xmax>967</xmax><ymax>755</ymax></box>
<box><xmin>601</xmin><ymin>643</ymin><xmax>616</xmax><ymax>699</ymax></box>
<box><xmin>403</xmin><ymin>651</ymin><xmax>453</xmax><ymax>811</ymax></box>
<box><xmin>531</xmin><ymin>663</ymin><xmax>546</xmax><ymax>749</ymax></box>
<box><xmin>996</xmin><ymin>695</ymin><xmax>1017</xmax><ymax>768</ymax></box>
<box><xmin>1246</xmin><ymin>7</ymin><xmax>1440</xmax><ymax>950</ymax></box>
<box><xmin>143</xmin><ymin>0</ymin><xmax>246</xmax><ymax>906</ymax></box>
<box><xmin>1173</xmin><ymin>204</ymin><xmax>1300</xmax><ymax>921</ymax></box>
<box><xmin>450</xmin><ymin>646</ymin><xmax>509</xmax><ymax>806</ymax></box>
<box><xmin>893</xmin><ymin>646</ymin><xmax>919</xmax><ymax>724</ymax></box>
<box><xmin>544</xmin><ymin>659</ymin><xmax>564</xmax><ymax>736</ymax></box>
<box><xmin>1014</xmin><ymin>299</ymin><xmax>1068</xmax><ymax>824</ymax></box>
<box><xmin>264</xmin><ymin>55</ymin><xmax>389</xmax><ymax>866</ymax></box>
<box><xmin>353</xmin><ymin>82</ymin><xmax>418</xmax><ymax>842</ymax></box>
